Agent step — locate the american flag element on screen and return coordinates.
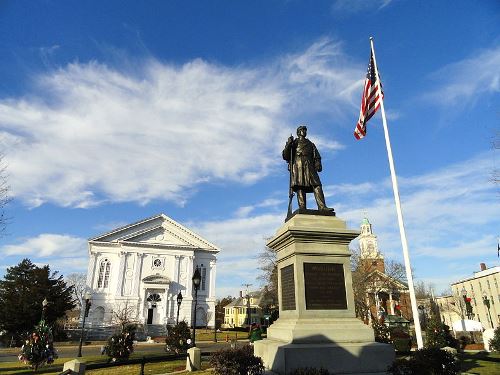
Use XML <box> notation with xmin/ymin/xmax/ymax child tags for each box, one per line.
<box><xmin>354</xmin><ymin>50</ymin><xmax>383</xmax><ymax>140</ymax></box>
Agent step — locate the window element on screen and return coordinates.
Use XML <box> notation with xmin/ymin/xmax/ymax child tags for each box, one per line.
<box><xmin>97</xmin><ymin>259</ymin><xmax>111</xmax><ymax>288</ymax></box>
<box><xmin>201</xmin><ymin>267</ymin><xmax>207</xmax><ymax>291</ymax></box>
<box><xmin>487</xmin><ymin>280</ymin><xmax>491</xmax><ymax>289</ymax></box>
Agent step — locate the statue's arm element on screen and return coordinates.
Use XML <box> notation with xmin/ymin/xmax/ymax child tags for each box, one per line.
<box><xmin>313</xmin><ymin>143</ymin><xmax>322</xmax><ymax>172</ymax></box>
<box><xmin>282</xmin><ymin>137</ymin><xmax>294</xmax><ymax>162</ymax></box>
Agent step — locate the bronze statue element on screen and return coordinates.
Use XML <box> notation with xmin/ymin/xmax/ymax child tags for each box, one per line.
<box><xmin>283</xmin><ymin>125</ymin><xmax>334</xmax><ymax>216</ymax></box>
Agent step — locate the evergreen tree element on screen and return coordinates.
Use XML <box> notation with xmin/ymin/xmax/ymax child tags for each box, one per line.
<box><xmin>425</xmin><ymin>314</ymin><xmax>457</xmax><ymax>349</ymax></box>
<box><xmin>18</xmin><ymin>320</ymin><xmax>58</xmax><ymax>370</ymax></box>
<box><xmin>103</xmin><ymin>324</ymin><xmax>136</xmax><ymax>361</ymax></box>
<box><xmin>165</xmin><ymin>321</ymin><xmax>192</xmax><ymax>354</ymax></box>
<box><xmin>0</xmin><ymin>259</ymin><xmax>75</xmax><ymax>340</ymax></box>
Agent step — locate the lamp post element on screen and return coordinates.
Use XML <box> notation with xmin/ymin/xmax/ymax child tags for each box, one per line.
<box><xmin>482</xmin><ymin>292</ymin><xmax>493</xmax><ymax>328</ymax></box>
<box><xmin>77</xmin><ymin>291</ymin><xmax>92</xmax><ymax>358</ymax></box>
<box><xmin>41</xmin><ymin>298</ymin><xmax>48</xmax><ymax>321</ymax></box>
<box><xmin>176</xmin><ymin>291</ymin><xmax>183</xmax><ymax>325</ymax></box>
<box><xmin>213</xmin><ymin>309</ymin><xmax>217</xmax><ymax>343</ymax></box>
<box><xmin>191</xmin><ymin>267</ymin><xmax>201</xmax><ymax>347</ymax></box>
<box><xmin>461</xmin><ymin>287</ymin><xmax>473</xmax><ymax>320</ymax></box>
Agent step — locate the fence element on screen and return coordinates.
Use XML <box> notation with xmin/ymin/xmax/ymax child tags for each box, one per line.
<box><xmin>58</xmin><ymin>352</ymin><xmax>208</xmax><ymax>375</ymax></box>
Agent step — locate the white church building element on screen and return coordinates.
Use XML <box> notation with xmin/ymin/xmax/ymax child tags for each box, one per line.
<box><xmin>85</xmin><ymin>214</ymin><xmax>218</xmax><ymax>331</ymax></box>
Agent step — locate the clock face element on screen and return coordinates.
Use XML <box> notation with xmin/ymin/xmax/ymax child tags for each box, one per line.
<box><xmin>153</xmin><ymin>259</ymin><xmax>162</xmax><ymax>267</ymax></box>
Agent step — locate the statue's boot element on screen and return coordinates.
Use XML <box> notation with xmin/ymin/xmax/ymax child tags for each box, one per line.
<box><xmin>314</xmin><ymin>186</ymin><xmax>335</xmax><ymax>212</ymax></box>
<box><xmin>297</xmin><ymin>190</ymin><xmax>307</xmax><ymax>210</ymax></box>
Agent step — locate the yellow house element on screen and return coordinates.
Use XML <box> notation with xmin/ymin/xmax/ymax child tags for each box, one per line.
<box><xmin>223</xmin><ymin>291</ymin><xmax>263</xmax><ymax>328</ymax></box>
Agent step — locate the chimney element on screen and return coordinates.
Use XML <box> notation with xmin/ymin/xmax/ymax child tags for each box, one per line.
<box><xmin>480</xmin><ymin>263</ymin><xmax>487</xmax><ymax>271</ymax></box>
<box><xmin>239</xmin><ymin>290</ymin><xmax>243</xmax><ymax>298</ymax></box>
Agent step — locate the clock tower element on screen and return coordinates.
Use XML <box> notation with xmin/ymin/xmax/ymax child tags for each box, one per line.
<box><xmin>359</xmin><ymin>216</ymin><xmax>385</xmax><ymax>273</ymax></box>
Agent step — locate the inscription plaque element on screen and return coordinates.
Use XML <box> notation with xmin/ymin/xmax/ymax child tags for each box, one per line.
<box><xmin>304</xmin><ymin>262</ymin><xmax>347</xmax><ymax>310</ymax></box>
<box><xmin>281</xmin><ymin>264</ymin><xmax>296</xmax><ymax>310</ymax></box>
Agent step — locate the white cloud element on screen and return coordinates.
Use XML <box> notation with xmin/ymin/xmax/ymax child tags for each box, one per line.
<box><xmin>332</xmin><ymin>0</ymin><xmax>394</xmax><ymax>13</ymax></box>
<box><xmin>0</xmin><ymin>39</ymin><xmax>359</xmax><ymax>208</ymax></box>
<box><xmin>1</xmin><ymin>233</ymin><xmax>87</xmax><ymax>258</ymax></box>
<box><xmin>427</xmin><ymin>45</ymin><xmax>500</xmax><ymax>106</ymax></box>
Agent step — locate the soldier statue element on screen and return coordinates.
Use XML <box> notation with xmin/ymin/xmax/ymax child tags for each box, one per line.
<box><xmin>283</xmin><ymin>125</ymin><xmax>334</xmax><ymax>215</ymax></box>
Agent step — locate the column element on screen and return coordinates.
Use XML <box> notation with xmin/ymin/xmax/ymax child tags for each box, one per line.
<box><xmin>115</xmin><ymin>251</ymin><xmax>126</xmax><ymax>296</ymax></box>
<box><xmin>389</xmin><ymin>293</ymin><xmax>394</xmax><ymax>314</ymax></box>
<box><xmin>174</xmin><ymin>255</ymin><xmax>181</xmax><ymax>288</ymax></box>
<box><xmin>187</xmin><ymin>256</ymin><xmax>194</xmax><ymax>295</ymax></box>
<box><xmin>209</xmin><ymin>260</ymin><xmax>216</xmax><ymax>298</ymax></box>
<box><xmin>86</xmin><ymin>252</ymin><xmax>99</xmax><ymax>289</ymax></box>
<box><xmin>132</xmin><ymin>253</ymin><xmax>145</xmax><ymax>297</ymax></box>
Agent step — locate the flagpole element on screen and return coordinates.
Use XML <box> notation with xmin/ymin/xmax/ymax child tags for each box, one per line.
<box><xmin>369</xmin><ymin>37</ymin><xmax>424</xmax><ymax>349</ymax></box>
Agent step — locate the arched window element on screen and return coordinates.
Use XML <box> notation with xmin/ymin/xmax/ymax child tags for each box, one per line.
<box><xmin>97</xmin><ymin>259</ymin><xmax>111</xmax><ymax>288</ymax></box>
<box><xmin>146</xmin><ymin>293</ymin><xmax>161</xmax><ymax>307</ymax></box>
<box><xmin>92</xmin><ymin>306</ymin><xmax>105</xmax><ymax>326</ymax></box>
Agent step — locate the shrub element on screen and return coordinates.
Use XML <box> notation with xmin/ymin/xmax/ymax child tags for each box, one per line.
<box><xmin>372</xmin><ymin>320</ymin><xmax>391</xmax><ymax>343</ymax></box>
<box><xmin>388</xmin><ymin>347</ymin><xmax>459</xmax><ymax>375</ymax></box>
<box><xmin>103</xmin><ymin>324</ymin><xmax>135</xmax><ymax>362</ymax></box>
<box><xmin>488</xmin><ymin>326</ymin><xmax>500</xmax><ymax>352</ymax></box>
<box><xmin>210</xmin><ymin>344</ymin><xmax>264</xmax><ymax>375</ymax></box>
<box><xmin>458</xmin><ymin>335</ymin><xmax>470</xmax><ymax>351</ymax></box>
<box><xmin>425</xmin><ymin>318</ymin><xmax>458</xmax><ymax>349</ymax></box>
<box><xmin>165</xmin><ymin>321</ymin><xmax>192</xmax><ymax>354</ymax></box>
<box><xmin>289</xmin><ymin>368</ymin><xmax>329</xmax><ymax>375</ymax></box>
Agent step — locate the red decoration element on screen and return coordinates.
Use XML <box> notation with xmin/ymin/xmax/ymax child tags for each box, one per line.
<box><xmin>395</xmin><ymin>304</ymin><xmax>401</xmax><ymax>310</ymax></box>
<box><xmin>465</xmin><ymin>297</ymin><xmax>472</xmax><ymax>303</ymax></box>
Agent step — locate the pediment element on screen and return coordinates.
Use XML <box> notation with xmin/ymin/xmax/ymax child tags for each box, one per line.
<box><xmin>143</xmin><ymin>274</ymin><xmax>170</xmax><ymax>284</ymax></box>
<box><xmin>89</xmin><ymin>214</ymin><xmax>219</xmax><ymax>252</ymax></box>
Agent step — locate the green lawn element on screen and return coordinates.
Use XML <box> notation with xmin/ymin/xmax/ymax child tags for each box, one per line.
<box><xmin>0</xmin><ymin>353</ymin><xmax>212</xmax><ymax>375</ymax></box>
<box><xmin>195</xmin><ymin>329</ymin><xmax>248</xmax><ymax>342</ymax></box>
<box><xmin>460</xmin><ymin>352</ymin><xmax>500</xmax><ymax>375</ymax></box>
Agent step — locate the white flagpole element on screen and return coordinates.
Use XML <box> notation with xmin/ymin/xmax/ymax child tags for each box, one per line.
<box><xmin>369</xmin><ymin>37</ymin><xmax>424</xmax><ymax>349</ymax></box>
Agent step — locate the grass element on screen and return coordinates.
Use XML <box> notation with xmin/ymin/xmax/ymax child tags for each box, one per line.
<box><xmin>460</xmin><ymin>351</ymin><xmax>500</xmax><ymax>375</ymax></box>
<box><xmin>191</xmin><ymin>329</ymin><xmax>248</xmax><ymax>342</ymax></box>
<box><xmin>0</xmin><ymin>353</ymin><xmax>212</xmax><ymax>375</ymax></box>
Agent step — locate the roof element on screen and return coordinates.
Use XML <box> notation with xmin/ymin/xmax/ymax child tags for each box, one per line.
<box><xmin>363</xmin><ymin>269</ymin><xmax>409</xmax><ymax>290</ymax></box>
<box><xmin>89</xmin><ymin>213</ymin><xmax>219</xmax><ymax>252</ymax></box>
<box><xmin>225</xmin><ymin>291</ymin><xmax>263</xmax><ymax>308</ymax></box>
<box><xmin>451</xmin><ymin>266</ymin><xmax>499</xmax><ymax>285</ymax></box>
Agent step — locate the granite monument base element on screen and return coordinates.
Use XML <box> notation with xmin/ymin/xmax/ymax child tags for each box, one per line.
<box><xmin>253</xmin><ymin>214</ymin><xmax>394</xmax><ymax>374</ymax></box>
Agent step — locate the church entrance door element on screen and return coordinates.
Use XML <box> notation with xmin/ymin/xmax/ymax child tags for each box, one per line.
<box><xmin>147</xmin><ymin>308</ymin><xmax>154</xmax><ymax>324</ymax></box>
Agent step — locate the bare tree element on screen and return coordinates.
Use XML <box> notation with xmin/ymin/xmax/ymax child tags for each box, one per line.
<box><xmin>414</xmin><ymin>280</ymin><xmax>434</xmax><ymax>299</ymax></box>
<box><xmin>65</xmin><ymin>272</ymin><xmax>87</xmax><ymax>310</ymax></box>
<box><xmin>111</xmin><ymin>300</ymin><xmax>138</xmax><ymax>331</ymax></box>
<box><xmin>257</xmin><ymin>245</ymin><xmax>278</xmax><ymax>306</ymax></box>
<box><xmin>350</xmin><ymin>246</ymin><xmax>406</xmax><ymax>322</ymax></box>
<box><xmin>201</xmin><ymin>310</ymin><xmax>213</xmax><ymax>329</ymax></box>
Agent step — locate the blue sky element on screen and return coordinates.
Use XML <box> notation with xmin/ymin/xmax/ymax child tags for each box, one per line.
<box><xmin>0</xmin><ymin>0</ymin><xmax>498</xmax><ymax>298</ymax></box>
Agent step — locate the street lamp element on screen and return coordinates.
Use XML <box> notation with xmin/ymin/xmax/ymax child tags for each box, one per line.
<box><xmin>482</xmin><ymin>292</ymin><xmax>493</xmax><ymax>328</ymax></box>
<box><xmin>461</xmin><ymin>287</ymin><xmax>473</xmax><ymax>320</ymax></box>
<box><xmin>176</xmin><ymin>291</ymin><xmax>183</xmax><ymax>325</ymax></box>
<box><xmin>191</xmin><ymin>267</ymin><xmax>201</xmax><ymax>347</ymax></box>
<box><xmin>41</xmin><ymin>298</ymin><xmax>48</xmax><ymax>321</ymax></box>
<box><xmin>213</xmin><ymin>308</ymin><xmax>217</xmax><ymax>343</ymax></box>
<box><xmin>77</xmin><ymin>291</ymin><xmax>92</xmax><ymax>358</ymax></box>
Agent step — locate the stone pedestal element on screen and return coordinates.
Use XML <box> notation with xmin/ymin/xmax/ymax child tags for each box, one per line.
<box><xmin>254</xmin><ymin>214</ymin><xmax>394</xmax><ymax>374</ymax></box>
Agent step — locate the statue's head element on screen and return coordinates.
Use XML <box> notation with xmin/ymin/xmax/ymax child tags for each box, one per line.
<box><xmin>296</xmin><ymin>125</ymin><xmax>307</xmax><ymax>137</ymax></box>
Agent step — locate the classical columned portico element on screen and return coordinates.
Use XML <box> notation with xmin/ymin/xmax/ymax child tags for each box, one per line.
<box><xmin>141</xmin><ymin>275</ymin><xmax>171</xmax><ymax>325</ymax></box>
